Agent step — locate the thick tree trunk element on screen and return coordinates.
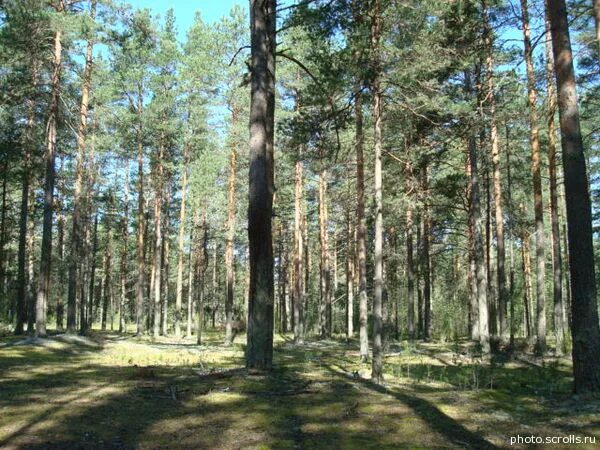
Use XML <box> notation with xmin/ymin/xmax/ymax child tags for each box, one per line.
<box><xmin>36</xmin><ymin>20</ymin><xmax>63</xmax><ymax>337</ymax></box>
<box><xmin>520</xmin><ymin>0</ymin><xmax>547</xmax><ymax>354</ymax></box>
<box><xmin>543</xmin><ymin>4</ymin><xmax>566</xmax><ymax>356</ymax></box>
<box><xmin>547</xmin><ymin>0</ymin><xmax>600</xmax><ymax>392</ymax></box>
<box><xmin>246</xmin><ymin>0</ymin><xmax>276</xmax><ymax>370</ymax></box>
<box><xmin>293</xmin><ymin>159</ymin><xmax>304</xmax><ymax>344</ymax></box>
<box><xmin>371</xmin><ymin>0</ymin><xmax>384</xmax><ymax>383</ymax></box>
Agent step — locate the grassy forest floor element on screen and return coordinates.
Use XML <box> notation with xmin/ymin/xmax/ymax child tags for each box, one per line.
<box><xmin>0</xmin><ymin>329</ymin><xmax>599</xmax><ymax>449</ymax></box>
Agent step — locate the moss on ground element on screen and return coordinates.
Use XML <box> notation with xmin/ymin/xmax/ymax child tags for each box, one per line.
<box><xmin>0</xmin><ymin>330</ymin><xmax>598</xmax><ymax>449</ymax></box>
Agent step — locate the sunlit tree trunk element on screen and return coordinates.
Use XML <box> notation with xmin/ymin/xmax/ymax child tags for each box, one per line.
<box><xmin>371</xmin><ymin>0</ymin><xmax>384</xmax><ymax>383</ymax></box>
<box><xmin>175</xmin><ymin>143</ymin><xmax>189</xmax><ymax>338</ymax></box>
<box><xmin>36</xmin><ymin>9</ymin><xmax>64</xmax><ymax>337</ymax></box>
<box><xmin>520</xmin><ymin>0</ymin><xmax>547</xmax><ymax>354</ymax></box>
<box><xmin>293</xmin><ymin>158</ymin><xmax>304</xmax><ymax>344</ymax></box>
<box><xmin>16</xmin><ymin>60</ymin><xmax>39</xmax><ymax>335</ymax></box>
<box><xmin>318</xmin><ymin>158</ymin><xmax>330</xmax><ymax>338</ymax></box>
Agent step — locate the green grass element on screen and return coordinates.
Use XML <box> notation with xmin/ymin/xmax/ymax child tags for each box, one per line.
<box><xmin>0</xmin><ymin>330</ymin><xmax>598</xmax><ymax>449</ymax></box>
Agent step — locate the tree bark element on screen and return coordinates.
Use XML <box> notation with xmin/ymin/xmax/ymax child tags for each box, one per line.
<box><xmin>135</xmin><ymin>88</ymin><xmax>146</xmax><ymax>336</ymax></box>
<box><xmin>483</xmin><ymin>4</ymin><xmax>508</xmax><ymax>340</ymax></box>
<box><xmin>119</xmin><ymin>160</ymin><xmax>130</xmax><ymax>333</ymax></box>
<box><xmin>175</xmin><ymin>143</ymin><xmax>189</xmax><ymax>338</ymax></box>
<box><xmin>36</xmin><ymin>12</ymin><xmax>63</xmax><ymax>337</ymax></box>
<box><xmin>371</xmin><ymin>0</ymin><xmax>384</xmax><ymax>383</ymax></box>
<box><xmin>15</xmin><ymin>60</ymin><xmax>39</xmax><ymax>335</ymax></box>
<box><xmin>355</xmin><ymin>84</ymin><xmax>369</xmax><ymax>363</ymax></box>
<box><xmin>547</xmin><ymin>0</ymin><xmax>600</xmax><ymax>392</ymax></box>
<box><xmin>246</xmin><ymin>0</ymin><xmax>276</xmax><ymax>370</ymax></box>
<box><xmin>520</xmin><ymin>0</ymin><xmax>547</xmax><ymax>354</ymax></box>
<box><xmin>420</xmin><ymin>162</ymin><xmax>432</xmax><ymax>342</ymax></box>
<box><xmin>544</xmin><ymin>3</ymin><xmax>566</xmax><ymax>356</ymax></box>
<box><xmin>225</xmin><ymin>108</ymin><xmax>238</xmax><ymax>345</ymax></box>
<box><xmin>293</xmin><ymin>159</ymin><xmax>304</xmax><ymax>344</ymax></box>
<box><xmin>318</xmin><ymin>159</ymin><xmax>330</xmax><ymax>338</ymax></box>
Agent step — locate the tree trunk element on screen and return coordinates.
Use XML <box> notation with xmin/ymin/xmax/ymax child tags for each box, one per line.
<box><xmin>119</xmin><ymin>160</ymin><xmax>130</xmax><ymax>333</ymax></box>
<box><xmin>246</xmin><ymin>0</ymin><xmax>276</xmax><ymax>370</ymax></box>
<box><xmin>186</xmin><ymin>213</ymin><xmax>196</xmax><ymax>337</ymax></box>
<box><xmin>355</xmin><ymin>84</ymin><xmax>369</xmax><ymax>363</ymax></box>
<box><xmin>521</xmin><ymin>227</ymin><xmax>534</xmax><ymax>339</ymax></box>
<box><xmin>544</xmin><ymin>3</ymin><xmax>566</xmax><ymax>356</ymax></box>
<box><xmin>420</xmin><ymin>162</ymin><xmax>432</xmax><ymax>342</ymax></box>
<box><xmin>483</xmin><ymin>5</ymin><xmax>508</xmax><ymax>340</ymax></box>
<box><xmin>520</xmin><ymin>0</ymin><xmax>547</xmax><ymax>354</ymax></box>
<box><xmin>547</xmin><ymin>0</ymin><xmax>600</xmax><ymax>392</ymax></box>
<box><xmin>346</xmin><ymin>209</ymin><xmax>354</xmax><ymax>339</ymax></box>
<box><xmin>15</xmin><ymin>61</ymin><xmax>39</xmax><ymax>335</ymax></box>
<box><xmin>175</xmin><ymin>142</ymin><xmax>190</xmax><ymax>338</ymax></box>
<box><xmin>293</xmin><ymin>159</ymin><xmax>304</xmax><ymax>344</ymax></box>
<box><xmin>67</xmin><ymin>0</ymin><xmax>95</xmax><ymax>334</ymax></box>
<box><xmin>225</xmin><ymin>111</ymin><xmax>238</xmax><ymax>345</ymax></box>
<box><xmin>318</xmin><ymin>160</ymin><xmax>330</xmax><ymax>338</ymax></box>
<box><xmin>135</xmin><ymin>84</ymin><xmax>146</xmax><ymax>335</ymax></box>
<box><xmin>36</xmin><ymin>18</ymin><xmax>63</xmax><ymax>337</ymax></box>
<box><xmin>371</xmin><ymin>0</ymin><xmax>384</xmax><ymax>383</ymax></box>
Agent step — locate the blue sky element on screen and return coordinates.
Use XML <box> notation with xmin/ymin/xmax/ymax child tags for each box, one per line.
<box><xmin>125</xmin><ymin>0</ymin><xmax>247</xmax><ymax>40</ymax></box>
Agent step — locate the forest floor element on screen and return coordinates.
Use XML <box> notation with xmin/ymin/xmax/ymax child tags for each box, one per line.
<box><xmin>0</xmin><ymin>329</ymin><xmax>598</xmax><ymax>449</ymax></box>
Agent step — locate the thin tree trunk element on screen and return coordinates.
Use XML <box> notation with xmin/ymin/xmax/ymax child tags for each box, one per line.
<box><xmin>36</xmin><ymin>14</ymin><xmax>63</xmax><ymax>337</ymax></box>
<box><xmin>152</xmin><ymin>137</ymin><xmax>164</xmax><ymax>338</ymax></box>
<box><xmin>522</xmin><ymin>228</ymin><xmax>534</xmax><ymax>339</ymax></box>
<box><xmin>225</xmin><ymin>110</ymin><xmax>238</xmax><ymax>345</ymax></box>
<box><xmin>547</xmin><ymin>0</ymin><xmax>600</xmax><ymax>392</ymax></box>
<box><xmin>293</xmin><ymin>159</ymin><xmax>304</xmax><ymax>344</ymax></box>
<box><xmin>101</xmin><ymin>200</ymin><xmax>112</xmax><ymax>331</ymax></box>
<box><xmin>67</xmin><ymin>0</ymin><xmax>95</xmax><ymax>334</ymax></box>
<box><xmin>119</xmin><ymin>160</ymin><xmax>130</xmax><ymax>333</ymax></box>
<box><xmin>186</xmin><ymin>212</ymin><xmax>196</xmax><ymax>338</ymax></box>
<box><xmin>86</xmin><ymin>213</ymin><xmax>98</xmax><ymax>331</ymax></box>
<box><xmin>420</xmin><ymin>162</ymin><xmax>432</xmax><ymax>342</ymax></box>
<box><xmin>355</xmin><ymin>84</ymin><xmax>369</xmax><ymax>363</ymax></box>
<box><xmin>520</xmin><ymin>0</ymin><xmax>547</xmax><ymax>354</ymax></box>
<box><xmin>135</xmin><ymin>88</ymin><xmax>146</xmax><ymax>336</ymax></box>
<box><xmin>318</xmin><ymin>158</ymin><xmax>330</xmax><ymax>338</ymax></box>
<box><xmin>483</xmin><ymin>5</ymin><xmax>508</xmax><ymax>340</ymax></box>
<box><xmin>346</xmin><ymin>209</ymin><xmax>354</xmax><ymax>339</ymax></box>
<box><xmin>175</xmin><ymin>143</ymin><xmax>190</xmax><ymax>338</ymax></box>
<box><xmin>15</xmin><ymin>61</ymin><xmax>39</xmax><ymax>335</ymax></box>
<box><xmin>544</xmin><ymin>3</ymin><xmax>565</xmax><ymax>356</ymax></box>
<box><xmin>371</xmin><ymin>0</ymin><xmax>384</xmax><ymax>383</ymax></box>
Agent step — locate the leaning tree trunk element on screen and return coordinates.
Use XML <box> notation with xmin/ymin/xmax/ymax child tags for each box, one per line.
<box><xmin>547</xmin><ymin>0</ymin><xmax>600</xmax><ymax>393</ymax></box>
<box><xmin>246</xmin><ymin>0</ymin><xmax>276</xmax><ymax>370</ymax></box>
<box><xmin>544</xmin><ymin>2</ymin><xmax>566</xmax><ymax>356</ymax></box>
<box><xmin>371</xmin><ymin>0</ymin><xmax>384</xmax><ymax>383</ymax></box>
<box><xmin>36</xmin><ymin>18</ymin><xmax>63</xmax><ymax>337</ymax></box>
<box><xmin>520</xmin><ymin>0</ymin><xmax>547</xmax><ymax>354</ymax></box>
